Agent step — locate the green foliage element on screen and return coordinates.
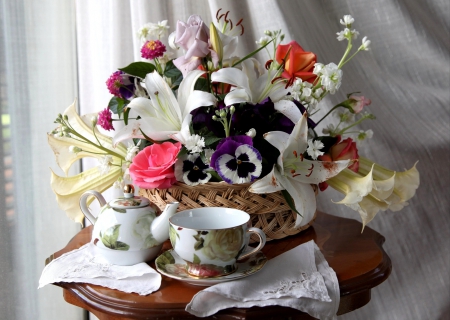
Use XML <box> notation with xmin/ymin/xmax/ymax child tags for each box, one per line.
<box><xmin>281</xmin><ymin>190</ymin><xmax>302</xmax><ymax>216</ymax></box>
<box><xmin>108</xmin><ymin>97</ymin><xmax>129</xmax><ymax>116</ymax></box>
<box><xmin>119</xmin><ymin>62</ymin><xmax>156</xmax><ymax>79</ymax></box>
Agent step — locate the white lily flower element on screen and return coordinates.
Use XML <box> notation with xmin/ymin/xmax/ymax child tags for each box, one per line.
<box><xmin>211</xmin><ymin>60</ymin><xmax>303</xmax><ymax>124</ymax></box>
<box><xmin>112</xmin><ymin>70</ymin><xmax>217</xmax><ymax>145</ymax></box>
<box><xmin>358</xmin><ymin>157</ymin><xmax>420</xmax><ymax>211</ymax></box>
<box><xmin>48</xmin><ymin>101</ymin><xmax>127</xmax><ymax>224</ymax></box>
<box><xmin>326</xmin><ymin>157</ymin><xmax>419</xmax><ymax>229</ymax></box>
<box><xmin>250</xmin><ymin>113</ymin><xmax>350</xmax><ymax>227</ymax></box>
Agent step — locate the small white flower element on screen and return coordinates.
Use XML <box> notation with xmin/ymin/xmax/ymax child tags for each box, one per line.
<box><xmin>334</xmin><ymin>109</ymin><xmax>355</xmax><ymax>124</ymax></box>
<box><xmin>306</xmin><ymin>139</ymin><xmax>325</xmax><ymax>160</ymax></box>
<box><xmin>336</xmin><ymin>28</ymin><xmax>359</xmax><ymax>41</ymax></box>
<box><xmin>313</xmin><ymin>63</ymin><xmax>324</xmax><ymax>75</ymax></box>
<box><xmin>137</xmin><ymin>21</ymin><xmax>170</xmax><ymax>41</ymax></box>
<box><xmin>322</xmin><ymin>124</ymin><xmax>336</xmax><ymax>135</ymax></box>
<box><xmin>246</xmin><ymin>128</ymin><xmax>257</xmax><ymax>138</ymax></box>
<box><xmin>319</xmin><ymin>63</ymin><xmax>343</xmax><ymax>94</ymax></box>
<box><xmin>185</xmin><ymin>134</ymin><xmax>205</xmax><ymax>154</ymax></box>
<box><xmin>98</xmin><ymin>155</ymin><xmax>113</xmax><ymax>175</ymax></box>
<box><xmin>125</xmin><ymin>141</ymin><xmax>140</xmax><ymax>162</ymax></box>
<box><xmin>256</xmin><ymin>36</ymin><xmax>271</xmax><ymax>46</ymax></box>
<box><xmin>360</xmin><ymin>36</ymin><xmax>371</xmax><ymax>51</ymax></box>
<box><xmin>355</xmin><ymin>129</ymin><xmax>374</xmax><ymax>145</ymax></box>
<box><xmin>340</xmin><ymin>15</ymin><xmax>355</xmax><ymax>27</ymax></box>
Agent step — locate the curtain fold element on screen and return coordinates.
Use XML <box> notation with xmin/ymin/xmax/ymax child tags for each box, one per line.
<box><xmin>0</xmin><ymin>0</ymin><xmax>83</xmax><ymax>319</ymax></box>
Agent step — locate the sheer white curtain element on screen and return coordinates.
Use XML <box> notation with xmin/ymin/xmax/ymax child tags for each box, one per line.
<box><xmin>0</xmin><ymin>0</ymin><xmax>83</xmax><ymax>319</ymax></box>
<box><xmin>1</xmin><ymin>0</ymin><xmax>440</xmax><ymax>319</ymax></box>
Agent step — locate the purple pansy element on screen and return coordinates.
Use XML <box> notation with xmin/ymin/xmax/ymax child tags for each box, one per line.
<box><xmin>210</xmin><ymin>136</ymin><xmax>253</xmax><ymax>170</ymax></box>
<box><xmin>215</xmin><ymin>144</ymin><xmax>262</xmax><ymax>184</ymax></box>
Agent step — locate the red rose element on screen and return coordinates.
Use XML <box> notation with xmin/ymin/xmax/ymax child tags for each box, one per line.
<box><xmin>129</xmin><ymin>142</ymin><xmax>181</xmax><ymax>189</ymax></box>
<box><xmin>275</xmin><ymin>41</ymin><xmax>317</xmax><ymax>85</ymax></box>
<box><xmin>319</xmin><ymin>136</ymin><xmax>359</xmax><ymax>172</ymax></box>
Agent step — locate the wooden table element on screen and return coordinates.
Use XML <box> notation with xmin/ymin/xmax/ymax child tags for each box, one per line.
<box><xmin>49</xmin><ymin>211</ymin><xmax>391</xmax><ymax>319</ymax></box>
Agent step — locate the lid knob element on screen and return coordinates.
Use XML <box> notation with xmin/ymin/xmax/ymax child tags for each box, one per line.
<box><xmin>123</xmin><ymin>184</ymin><xmax>135</xmax><ymax>198</ymax></box>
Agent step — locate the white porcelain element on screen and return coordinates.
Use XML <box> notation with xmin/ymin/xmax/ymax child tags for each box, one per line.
<box><xmin>155</xmin><ymin>249</ymin><xmax>268</xmax><ymax>286</ymax></box>
<box><xmin>79</xmin><ymin>189</ymin><xmax>179</xmax><ymax>266</ymax></box>
<box><xmin>169</xmin><ymin>207</ymin><xmax>266</xmax><ymax>277</ymax></box>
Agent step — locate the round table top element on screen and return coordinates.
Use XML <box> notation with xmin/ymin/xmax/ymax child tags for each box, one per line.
<box><xmin>50</xmin><ymin>211</ymin><xmax>391</xmax><ymax>319</ymax></box>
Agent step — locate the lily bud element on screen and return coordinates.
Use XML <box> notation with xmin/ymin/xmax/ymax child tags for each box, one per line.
<box><xmin>209</xmin><ymin>22</ymin><xmax>223</xmax><ymax>64</ymax></box>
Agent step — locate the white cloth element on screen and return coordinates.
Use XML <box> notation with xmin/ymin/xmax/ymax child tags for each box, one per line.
<box><xmin>38</xmin><ymin>243</ymin><xmax>161</xmax><ymax>295</ymax></box>
<box><xmin>186</xmin><ymin>240</ymin><xmax>340</xmax><ymax>320</ymax></box>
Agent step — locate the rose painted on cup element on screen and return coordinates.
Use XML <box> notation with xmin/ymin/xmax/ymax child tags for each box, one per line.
<box><xmin>129</xmin><ymin>142</ymin><xmax>181</xmax><ymax>189</ymax></box>
<box><xmin>202</xmin><ymin>228</ymin><xmax>244</xmax><ymax>261</ymax></box>
<box><xmin>169</xmin><ymin>207</ymin><xmax>266</xmax><ymax>277</ymax></box>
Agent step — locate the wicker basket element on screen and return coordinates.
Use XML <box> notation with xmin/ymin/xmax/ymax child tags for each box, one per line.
<box><xmin>139</xmin><ymin>182</ymin><xmax>316</xmax><ymax>242</ymax></box>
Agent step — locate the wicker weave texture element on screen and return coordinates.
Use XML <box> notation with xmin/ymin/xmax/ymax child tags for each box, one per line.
<box><xmin>139</xmin><ymin>182</ymin><xmax>315</xmax><ymax>242</ymax></box>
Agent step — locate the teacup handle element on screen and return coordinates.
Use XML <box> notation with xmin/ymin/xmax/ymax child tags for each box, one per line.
<box><xmin>237</xmin><ymin>227</ymin><xmax>266</xmax><ymax>261</ymax></box>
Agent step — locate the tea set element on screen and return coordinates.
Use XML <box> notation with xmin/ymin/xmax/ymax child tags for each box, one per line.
<box><xmin>80</xmin><ymin>185</ymin><xmax>267</xmax><ymax>285</ymax></box>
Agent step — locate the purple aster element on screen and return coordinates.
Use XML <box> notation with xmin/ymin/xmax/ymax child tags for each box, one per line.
<box><xmin>210</xmin><ymin>136</ymin><xmax>253</xmax><ymax>170</ymax></box>
<box><xmin>106</xmin><ymin>71</ymin><xmax>135</xmax><ymax>99</ymax></box>
<box><xmin>98</xmin><ymin>108</ymin><xmax>114</xmax><ymax>131</ymax></box>
<box><xmin>141</xmin><ymin>40</ymin><xmax>166</xmax><ymax>60</ymax></box>
<box><xmin>215</xmin><ymin>144</ymin><xmax>262</xmax><ymax>184</ymax></box>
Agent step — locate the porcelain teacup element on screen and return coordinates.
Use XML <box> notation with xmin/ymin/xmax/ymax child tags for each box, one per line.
<box><xmin>169</xmin><ymin>207</ymin><xmax>266</xmax><ymax>278</ymax></box>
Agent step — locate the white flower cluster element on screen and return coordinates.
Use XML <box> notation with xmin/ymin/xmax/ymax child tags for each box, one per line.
<box><xmin>314</xmin><ymin>63</ymin><xmax>343</xmax><ymax>94</ymax></box>
<box><xmin>137</xmin><ymin>20</ymin><xmax>170</xmax><ymax>42</ymax></box>
<box><xmin>290</xmin><ymin>79</ymin><xmax>323</xmax><ymax>111</ymax></box>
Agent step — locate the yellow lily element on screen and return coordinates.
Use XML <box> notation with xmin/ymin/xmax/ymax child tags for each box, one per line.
<box><xmin>48</xmin><ymin>100</ymin><xmax>127</xmax><ymax>224</ymax></box>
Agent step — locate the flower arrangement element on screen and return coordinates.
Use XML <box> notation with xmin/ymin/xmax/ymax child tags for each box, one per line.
<box><xmin>49</xmin><ymin>12</ymin><xmax>419</xmax><ymax>230</ymax></box>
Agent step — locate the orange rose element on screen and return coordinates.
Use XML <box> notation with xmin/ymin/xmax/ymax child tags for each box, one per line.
<box><xmin>275</xmin><ymin>41</ymin><xmax>317</xmax><ymax>85</ymax></box>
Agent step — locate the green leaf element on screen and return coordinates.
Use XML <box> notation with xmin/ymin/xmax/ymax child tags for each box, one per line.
<box><xmin>119</xmin><ymin>62</ymin><xmax>156</xmax><ymax>79</ymax></box>
<box><xmin>108</xmin><ymin>97</ymin><xmax>128</xmax><ymax>115</ymax></box>
<box><xmin>194</xmin><ymin>239</ymin><xmax>204</xmax><ymax>250</ymax></box>
<box><xmin>156</xmin><ymin>251</ymin><xmax>175</xmax><ymax>271</ymax></box>
<box><xmin>115</xmin><ymin>241</ymin><xmax>130</xmax><ymax>251</ymax></box>
<box><xmin>163</xmin><ymin>60</ymin><xmax>181</xmax><ymax>78</ymax></box>
<box><xmin>113</xmin><ymin>208</ymin><xmax>126</xmax><ymax>214</ymax></box>
<box><xmin>281</xmin><ymin>190</ymin><xmax>302</xmax><ymax>216</ymax></box>
<box><xmin>193</xmin><ymin>253</ymin><xmax>201</xmax><ymax>264</ymax></box>
<box><xmin>204</xmin><ymin>134</ymin><xmax>222</xmax><ymax>147</ymax></box>
<box><xmin>194</xmin><ymin>77</ymin><xmax>209</xmax><ymax>91</ymax></box>
<box><xmin>124</xmin><ymin>108</ymin><xmax>131</xmax><ymax>125</ymax></box>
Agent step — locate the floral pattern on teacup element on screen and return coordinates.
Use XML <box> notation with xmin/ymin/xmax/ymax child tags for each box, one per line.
<box><xmin>201</xmin><ymin>227</ymin><xmax>244</xmax><ymax>261</ymax></box>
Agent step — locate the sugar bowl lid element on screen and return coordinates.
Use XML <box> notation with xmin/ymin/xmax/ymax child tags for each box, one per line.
<box><xmin>108</xmin><ymin>184</ymin><xmax>150</xmax><ymax>209</ymax></box>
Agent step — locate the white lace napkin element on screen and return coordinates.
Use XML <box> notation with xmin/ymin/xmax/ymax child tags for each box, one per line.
<box><xmin>186</xmin><ymin>240</ymin><xmax>339</xmax><ymax>320</ymax></box>
<box><xmin>38</xmin><ymin>243</ymin><xmax>161</xmax><ymax>295</ymax></box>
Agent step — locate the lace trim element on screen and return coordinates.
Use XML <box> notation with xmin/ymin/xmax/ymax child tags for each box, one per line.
<box><xmin>60</xmin><ymin>256</ymin><xmax>113</xmax><ymax>279</ymax></box>
<box><xmin>262</xmin><ymin>272</ymin><xmax>329</xmax><ymax>300</ymax></box>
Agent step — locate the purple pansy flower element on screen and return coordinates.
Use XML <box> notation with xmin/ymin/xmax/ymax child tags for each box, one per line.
<box><xmin>210</xmin><ymin>136</ymin><xmax>253</xmax><ymax>170</ymax></box>
<box><xmin>215</xmin><ymin>144</ymin><xmax>262</xmax><ymax>184</ymax></box>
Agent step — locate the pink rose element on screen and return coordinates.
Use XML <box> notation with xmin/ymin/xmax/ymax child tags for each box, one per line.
<box><xmin>348</xmin><ymin>95</ymin><xmax>371</xmax><ymax>113</ymax></box>
<box><xmin>172</xmin><ymin>15</ymin><xmax>210</xmax><ymax>76</ymax></box>
<box><xmin>129</xmin><ymin>142</ymin><xmax>181</xmax><ymax>189</ymax></box>
<box><xmin>319</xmin><ymin>136</ymin><xmax>359</xmax><ymax>172</ymax></box>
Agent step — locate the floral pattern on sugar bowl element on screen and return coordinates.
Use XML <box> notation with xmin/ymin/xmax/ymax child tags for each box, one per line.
<box><xmin>80</xmin><ymin>187</ymin><xmax>179</xmax><ymax>265</ymax></box>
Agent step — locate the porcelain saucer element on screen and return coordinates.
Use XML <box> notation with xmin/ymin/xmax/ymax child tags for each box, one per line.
<box><xmin>155</xmin><ymin>249</ymin><xmax>268</xmax><ymax>286</ymax></box>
